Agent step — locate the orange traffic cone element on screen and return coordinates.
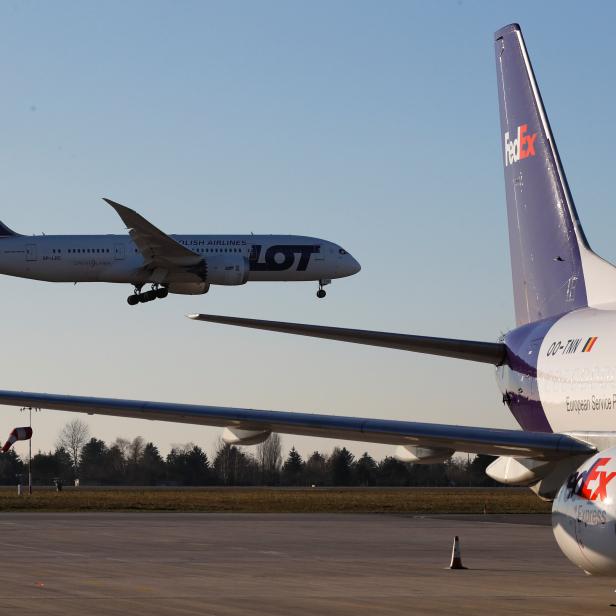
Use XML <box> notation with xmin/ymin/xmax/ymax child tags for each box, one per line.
<box><xmin>449</xmin><ymin>536</ymin><xmax>468</xmax><ymax>570</ymax></box>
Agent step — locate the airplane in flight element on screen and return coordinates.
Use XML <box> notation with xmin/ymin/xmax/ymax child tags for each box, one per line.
<box><xmin>0</xmin><ymin>24</ymin><xmax>614</xmax><ymax>575</ymax></box>
<box><xmin>0</xmin><ymin>199</ymin><xmax>361</xmax><ymax>304</ymax></box>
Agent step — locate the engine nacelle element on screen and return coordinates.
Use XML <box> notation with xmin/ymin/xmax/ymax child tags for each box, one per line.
<box><xmin>168</xmin><ymin>282</ymin><xmax>210</xmax><ymax>295</ymax></box>
<box><xmin>395</xmin><ymin>445</ymin><xmax>453</xmax><ymax>464</ymax></box>
<box><xmin>206</xmin><ymin>255</ymin><xmax>249</xmax><ymax>286</ymax></box>
<box><xmin>552</xmin><ymin>446</ymin><xmax>616</xmax><ymax>575</ymax></box>
<box><xmin>221</xmin><ymin>427</ymin><xmax>271</xmax><ymax>446</ymax></box>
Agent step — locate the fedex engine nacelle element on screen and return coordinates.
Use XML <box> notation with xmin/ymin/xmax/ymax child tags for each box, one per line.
<box><xmin>206</xmin><ymin>255</ymin><xmax>249</xmax><ymax>286</ymax></box>
<box><xmin>552</xmin><ymin>447</ymin><xmax>616</xmax><ymax>575</ymax></box>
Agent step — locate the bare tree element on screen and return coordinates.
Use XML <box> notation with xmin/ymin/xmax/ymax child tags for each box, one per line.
<box><xmin>113</xmin><ymin>437</ymin><xmax>131</xmax><ymax>461</ymax></box>
<box><xmin>212</xmin><ymin>438</ymin><xmax>256</xmax><ymax>486</ymax></box>
<box><xmin>128</xmin><ymin>436</ymin><xmax>145</xmax><ymax>464</ymax></box>
<box><xmin>56</xmin><ymin>419</ymin><xmax>90</xmax><ymax>472</ymax></box>
<box><xmin>256</xmin><ymin>433</ymin><xmax>282</xmax><ymax>485</ymax></box>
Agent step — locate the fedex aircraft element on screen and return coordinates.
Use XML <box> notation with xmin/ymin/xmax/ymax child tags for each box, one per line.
<box><xmin>0</xmin><ymin>198</ymin><xmax>361</xmax><ymax>304</ymax></box>
<box><xmin>0</xmin><ymin>24</ymin><xmax>615</xmax><ymax>575</ymax></box>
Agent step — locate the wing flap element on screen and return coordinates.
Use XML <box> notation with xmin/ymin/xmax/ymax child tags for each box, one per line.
<box><xmin>0</xmin><ymin>389</ymin><xmax>593</xmax><ymax>459</ymax></box>
<box><xmin>187</xmin><ymin>314</ymin><xmax>507</xmax><ymax>365</ymax></box>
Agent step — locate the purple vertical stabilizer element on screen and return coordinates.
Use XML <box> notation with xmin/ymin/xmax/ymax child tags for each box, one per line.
<box><xmin>495</xmin><ymin>24</ymin><xmax>588</xmax><ymax>326</ymax></box>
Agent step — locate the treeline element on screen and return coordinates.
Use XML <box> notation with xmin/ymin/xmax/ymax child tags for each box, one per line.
<box><xmin>0</xmin><ymin>420</ymin><xmax>498</xmax><ymax>487</ymax></box>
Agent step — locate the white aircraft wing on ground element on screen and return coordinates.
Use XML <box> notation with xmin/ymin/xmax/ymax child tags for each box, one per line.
<box><xmin>0</xmin><ymin>389</ymin><xmax>594</xmax><ymax>460</ymax></box>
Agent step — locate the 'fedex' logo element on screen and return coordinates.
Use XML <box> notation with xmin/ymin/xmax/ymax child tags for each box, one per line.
<box><xmin>504</xmin><ymin>124</ymin><xmax>537</xmax><ymax>166</ymax></box>
<box><xmin>565</xmin><ymin>457</ymin><xmax>616</xmax><ymax>501</ymax></box>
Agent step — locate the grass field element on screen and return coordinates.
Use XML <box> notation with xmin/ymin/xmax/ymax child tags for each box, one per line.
<box><xmin>0</xmin><ymin>487</ymin><xmax>552</xmax><ymax>513</ymax></box>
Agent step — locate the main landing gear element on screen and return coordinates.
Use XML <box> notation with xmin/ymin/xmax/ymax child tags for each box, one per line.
<box><xmin>316</xmin><ymin>279</ymin><xmax>331</xmax><ymax>299</ymax></box>
<box><xmin>127</xmin><ymin>284</ymin><xmax>169</xmax><ymax>306</ymax></box>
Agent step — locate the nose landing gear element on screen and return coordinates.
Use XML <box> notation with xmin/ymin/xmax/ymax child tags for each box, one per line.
<box><xmin>127</xmin><ymin>284</ymin><xmax>169</xmax><ymax>306</ymax></box>
<box><xmin>316</xmin><ymin>279</ymin><xmax>331</xmax><ymax>299</ymax></box>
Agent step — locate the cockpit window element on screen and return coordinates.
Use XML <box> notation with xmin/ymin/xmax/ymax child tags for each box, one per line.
<box><xmin>338</xmin><ymin>248</ymin><xmax>347</xmax><ymax>255</ymax></box>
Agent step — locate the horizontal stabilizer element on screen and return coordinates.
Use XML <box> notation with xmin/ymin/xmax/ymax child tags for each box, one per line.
<box><xmin>187</xmin><ymin>314</ymin><xmax>507</xmax><ymax>365</ymax></box>
<box><xmin>0</xmin><ymin>389</ymin><xmax>595</xmax><ymax>459</ymax></box>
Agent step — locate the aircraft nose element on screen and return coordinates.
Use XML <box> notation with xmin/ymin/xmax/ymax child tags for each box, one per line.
<box><xmin>338</xmin><ymin>252</ymin><xmax>361</xmax><ymax>277</ymax></box>
<box><xmin>348</xmin><ymin>255</ymin><xmax>361</xmax><ymax>275</ymax></box>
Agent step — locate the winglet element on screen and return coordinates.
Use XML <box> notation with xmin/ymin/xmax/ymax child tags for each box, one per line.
<box><xmin>102</xmin><ymin>197</ymin><xmax>125</xmax><ymax>210</ymax></box>
<box><xmin>103</xmin><ymin>198</ymin><xmax>134</xmax><ymax>229</ymax></box>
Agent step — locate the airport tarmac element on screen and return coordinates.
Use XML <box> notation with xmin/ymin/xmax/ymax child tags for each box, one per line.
<box><xmin>0</xmin><ymin>512</ymin><xmax>614</xmax><ymax>615</ymax></box>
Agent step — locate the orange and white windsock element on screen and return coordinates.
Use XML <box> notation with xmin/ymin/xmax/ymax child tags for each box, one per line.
<box><xmin>2</xmin><ymin>427</ymin><xmax>33</xmax><ymax>453</ymax></box>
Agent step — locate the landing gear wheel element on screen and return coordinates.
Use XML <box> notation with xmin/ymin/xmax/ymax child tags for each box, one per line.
<box><xmin>127</xmin><ymin>284</ymin><xmax>168</xmax><ymax>305</ymax></box>
<box><xmin>317</xmin><ymin>278</ymin><xmax>330</xmax><ymax>299</ymax></box>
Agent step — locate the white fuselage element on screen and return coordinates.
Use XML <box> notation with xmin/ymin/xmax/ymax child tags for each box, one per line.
<box><xmin>0</xmin><ymin>234</ymin><xmax>360</xmax><ymax>287</ymax></box>
<box><xmin>537</xmin><ymin>308</ymin><xmax>616</xmax><ymax>432</ymax></box>
<box><xmin>497</xmin><ymin>306</ymin><xmax>616</xmax><ymax>437</ymax></box>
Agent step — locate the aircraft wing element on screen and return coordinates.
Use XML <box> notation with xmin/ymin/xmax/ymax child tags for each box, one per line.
<box><xmin>187</xmin><ymin>314</ymin><xmax>507</xmax><ymax>365</ymax></box>
<box><xmin>0</xmin><ymin>389</ymin><xmax>594</xmax><ymax>460</ymax></box>
<box><xmin>104</xmin><ymin>198</ymin><xmax>201</xmax><ymax>268</ymax></box>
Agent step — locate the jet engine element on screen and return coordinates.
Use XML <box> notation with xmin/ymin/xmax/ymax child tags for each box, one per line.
<box><xmin>168</xmin><ymin>282</ymin><xmax>210</xmax><ymax>295</ymax></box>
<box><xmin>552</xmin><ymin>446</ymin><xmax>616</xmax><ymax>575</ymax></box>
<box><xmin>206</xmin><ymin>255</ymin><xmax>249</xmax><ymax>286</ymax></box>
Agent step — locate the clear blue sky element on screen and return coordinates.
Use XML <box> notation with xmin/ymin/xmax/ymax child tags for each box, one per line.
<box><xmin>0</xmin><ymin>1</ymin><xmax>615</xmax><ymax>461</ymax></box>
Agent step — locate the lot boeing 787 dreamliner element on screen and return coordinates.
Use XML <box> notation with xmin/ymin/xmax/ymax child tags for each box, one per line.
<box><xmin>0</xmin><ymin>199</ymin><xmax>360</xmax><ymax>304</ymax></box>
<box><xmin>1</xmin><ymin>24</ymin><xmax>614</xmax><ymax>575</ymax></box>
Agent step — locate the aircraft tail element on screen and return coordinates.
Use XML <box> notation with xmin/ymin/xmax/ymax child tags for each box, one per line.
<box><xmin>495</xmin><ymin>24</ymin><xmax>616</xmax><ymax>326</ymax></box>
